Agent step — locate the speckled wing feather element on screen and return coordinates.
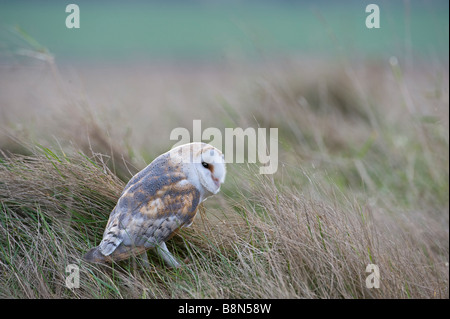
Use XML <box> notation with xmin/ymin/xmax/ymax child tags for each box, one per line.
<box><xmin>97</xmin><ymin>153</ymin><xmax>200</xmax><ymax>261</ymax></box>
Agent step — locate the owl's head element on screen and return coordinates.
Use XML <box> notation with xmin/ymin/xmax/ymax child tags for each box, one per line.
<box><xmin>171</xmin><ymin>142</ymin><xmax>226</xmax><ymax>197</ymax></box>
<box><xmin>195</xmin><ymin>144</ymin><xmax>226</xmax><ymax>195</ymax></box>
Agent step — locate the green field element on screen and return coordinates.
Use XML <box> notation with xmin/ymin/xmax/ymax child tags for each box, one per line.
<box><xmin>0</xmin><ymin>0</ymin><xmax>448</xmax><ymax>61</ymax></box>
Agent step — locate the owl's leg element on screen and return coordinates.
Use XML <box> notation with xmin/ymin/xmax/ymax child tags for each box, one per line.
<box><xmin>155</xmin><ymin>242</ymin><xmax>180</xmax><ymax>268</ymax></box>
<box><xmin>140</xmin><ymin>251</ymin><xmax>150</xmax><ymax>268</ymax></box>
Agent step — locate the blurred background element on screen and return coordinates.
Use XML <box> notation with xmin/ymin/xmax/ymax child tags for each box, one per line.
<box><xmin>0</xmin><ymin>0</ymin><xmax>448</xmax><ymax>164</ymax></box>
<box><xmin>0</xmin><ymin>0</ymin><xmax>448</xmax><ymax>62</ymax></box>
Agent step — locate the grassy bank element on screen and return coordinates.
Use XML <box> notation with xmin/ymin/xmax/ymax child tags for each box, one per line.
<box><xmin>0</xmin><ymin>52</ymin><xmax>448</xmax><ymax>298</ymax></box>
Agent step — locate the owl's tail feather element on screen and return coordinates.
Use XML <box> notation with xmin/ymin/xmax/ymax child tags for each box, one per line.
<box><xmin>84</xmin><ymin>245</ymin><xmax>145</xmax><ymax>263</ymax></box>
<box><xmin>83</xmin><ymin>247</ymin><xmax>107</xmax><ymax>263</ymax></box>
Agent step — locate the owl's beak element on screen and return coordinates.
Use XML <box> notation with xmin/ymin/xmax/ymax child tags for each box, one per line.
<box><xmin>212</xmin><ymin>176</ymin><xmax>221</xmax><ymax>189</ymax></box>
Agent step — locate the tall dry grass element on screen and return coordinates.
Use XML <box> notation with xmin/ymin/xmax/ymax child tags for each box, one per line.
<box><xmin>0</xmin><ymin>51</ymin><xmax>448</xmax><ymax>298</ymax></box>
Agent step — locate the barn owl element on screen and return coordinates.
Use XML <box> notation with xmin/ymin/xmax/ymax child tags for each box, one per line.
<box><xmin>83</xmin><ymin>142</ymin><xmax>226</xmax><ymax>268</ymax></box>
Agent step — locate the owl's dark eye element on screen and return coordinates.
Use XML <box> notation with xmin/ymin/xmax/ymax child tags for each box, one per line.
<box><xmin>202</xmin><ymin>162</ymin><xmax>209</xmax><ymax>169</ymax></box>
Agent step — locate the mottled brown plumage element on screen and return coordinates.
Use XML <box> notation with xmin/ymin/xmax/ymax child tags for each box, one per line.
<box><xmin>84</xmin><ymin>142</ymin><xmax>226</xmax><ymax>268</ymax></box>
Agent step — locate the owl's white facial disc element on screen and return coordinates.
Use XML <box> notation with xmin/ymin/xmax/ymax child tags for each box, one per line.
<box><xmin>171</xmin><ymin>143</ymin><xmax>226</xmax><ymax>199</ymax></box>
<box><xmin>194</xmin><ymin>147</ymin><xmax>226</xmax><ymax>196</ymax></box>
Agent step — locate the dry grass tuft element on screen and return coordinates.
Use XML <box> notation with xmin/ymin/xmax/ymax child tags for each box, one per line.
<box><xmin>0</xmin><ymin>54</ymin><xmax>448</xmax><ymax>298</ymax></box>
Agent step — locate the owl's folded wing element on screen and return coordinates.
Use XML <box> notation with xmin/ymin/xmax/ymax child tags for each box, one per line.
<box><xmin>98</xmin><ymin>173</ymin><xmax>201</xmax><ymax>258</ymax></box>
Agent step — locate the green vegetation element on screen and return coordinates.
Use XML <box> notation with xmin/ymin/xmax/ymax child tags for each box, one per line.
<box><xmin>0</xmin><ymin>1</ymin><xmax>448</xmax><ymax>60</ymax></box>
